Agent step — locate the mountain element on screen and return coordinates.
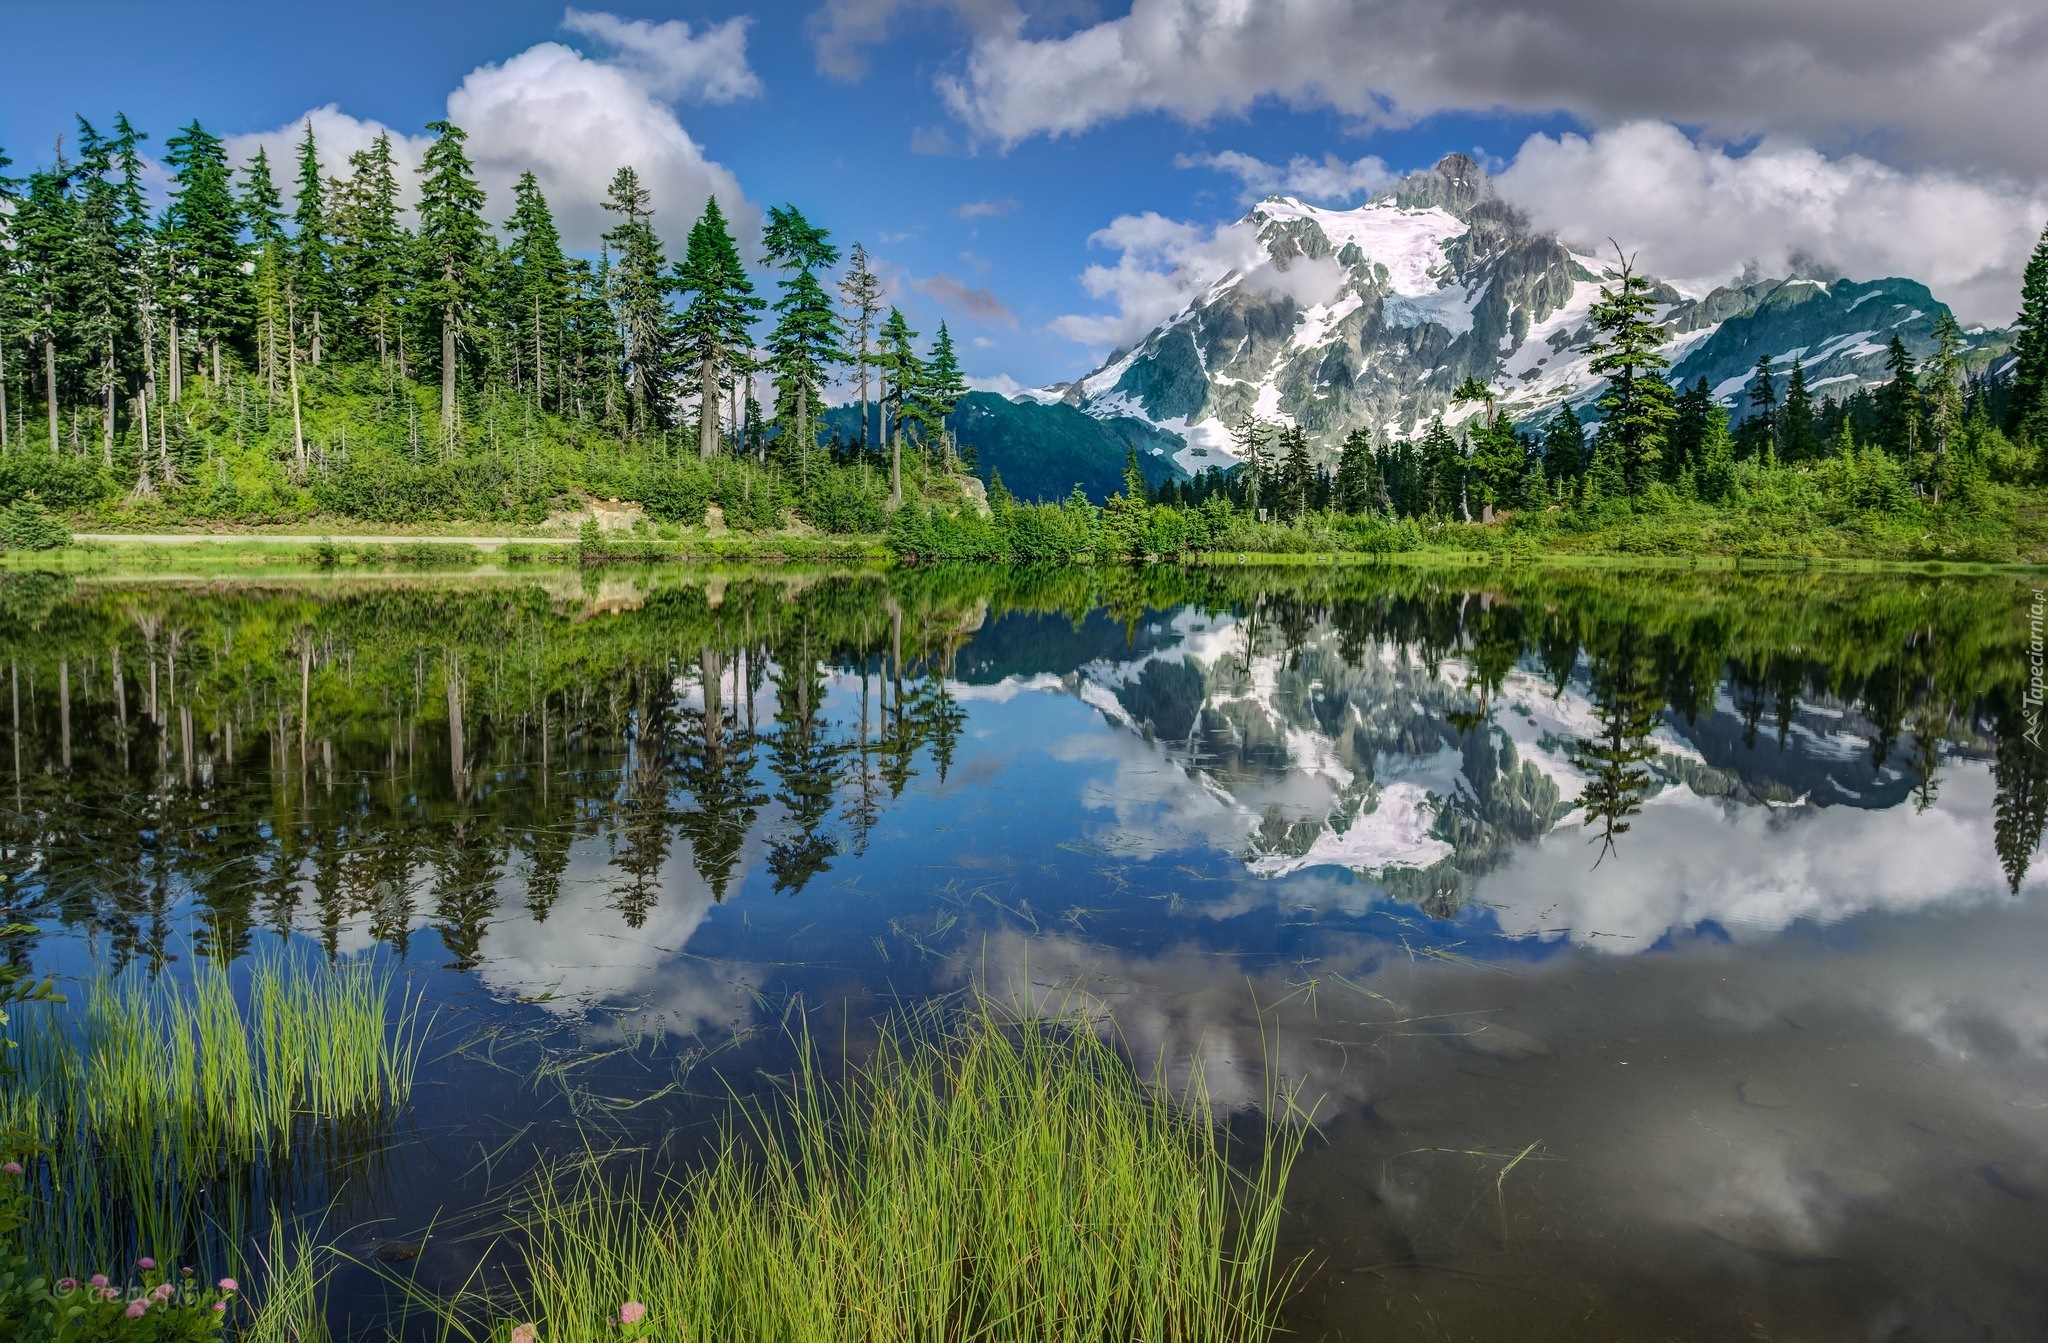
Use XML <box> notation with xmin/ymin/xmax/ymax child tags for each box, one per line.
<box><xmin>823</xmin><ymin>394</ymin><xmax>1187</xmax><ymax>504</ymax></box>
<box><xmin>1023</xmin><ymin>154</ymin><xmax>2012</xmax><ymax>467</ymax></box>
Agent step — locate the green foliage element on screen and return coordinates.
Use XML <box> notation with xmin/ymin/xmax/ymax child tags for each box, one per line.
<box><xmin>452</xmin><ymin>1006</ymin><xmax>1302</xmax><ymax>1343</ymax></box>
<box><xmin>0</xmin><ymin>496</ymin><xmax>72</xmax><ymax>551</ymax></box>
<box><xmin>1588</xmin><ymin>254</ymin><xmax>1675</xmax><ymax>495</ymax></box>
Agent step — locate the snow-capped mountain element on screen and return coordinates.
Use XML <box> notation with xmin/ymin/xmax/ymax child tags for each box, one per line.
<box><xmin>1038</xmin><ymin>154</ymin><xmax>2012</xmax><ymax>468</ymax></box>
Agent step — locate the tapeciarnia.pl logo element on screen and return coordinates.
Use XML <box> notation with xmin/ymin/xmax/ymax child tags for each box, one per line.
<box><xmin>2029</xmin><ymin>589</ymin><xmax>2046</xmax><ymax>749</ymax></box>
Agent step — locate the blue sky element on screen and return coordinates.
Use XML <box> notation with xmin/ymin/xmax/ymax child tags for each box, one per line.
<box><xmin>4</xmin><ymin>1</ymin><xmax>2045</xmax><ymax>391</ymax></box>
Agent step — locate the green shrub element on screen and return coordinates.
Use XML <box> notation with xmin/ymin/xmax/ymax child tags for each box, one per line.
<box><xmin>0</xmin><ymin>497</ymin><xmax>71</xmax><ymax>552</ymax></box>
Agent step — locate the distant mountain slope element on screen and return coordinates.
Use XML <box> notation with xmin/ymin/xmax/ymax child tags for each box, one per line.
<box><xmin>1024</xmin><ymin>154</ymin><xmax>2011</xmax><ymax>465</ymax></box>
<box><xmin>823</xmin><ymin>394</ymin><xmax>1188</xmax><ymax>504</ymax></box>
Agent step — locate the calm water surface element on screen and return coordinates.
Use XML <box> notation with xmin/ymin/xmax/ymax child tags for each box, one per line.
<box><xmin>5</xmin><ymin>563</ymin><xmax>2047</xmax><ymax>1341</ymax></box>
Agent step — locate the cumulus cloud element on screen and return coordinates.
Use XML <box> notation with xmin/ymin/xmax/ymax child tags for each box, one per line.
<box><xmin>1497</xmin><ymin>121</ymin><xmax>2048</xmax><ymax>326</ymax></box>
<box><xmin>225</xmin><ymin>10</ymin><xmax>754</xmax><ymax>255</ymax></box>
<box><xmin>1047</xmin><ymin>212</ymin><xmax>1262</xmax><ymax>349</ymax></box>
<box><xmin>922</xmin><ymin>0</ymin><xmax>2048</xmax><ymax>180</ymax></box>
<box><xmin>559</xmin><ymin>10</ymin><xmax>761</xmax><ymax>103</ymax></box>
<box><xmin>912</xmin><ymin>271</ymin><xmax>1017</xmax><ymax>325</ymax></box>
<box><xmin>1177</xmin><ymin>149</ymin><xmax>1394</xmax><ymax>204</ymax></box>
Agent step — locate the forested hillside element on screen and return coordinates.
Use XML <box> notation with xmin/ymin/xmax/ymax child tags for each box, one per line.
<box><xmin>0</xmin><ymin>115</ymin><xmax>983</xmax><ymax>530</ymax></box>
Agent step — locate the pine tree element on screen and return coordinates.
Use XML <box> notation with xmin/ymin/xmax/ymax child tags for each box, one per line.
<box><xmin>1744</xmin><ymin>352</ymin><xmax>1778</xmax><ymax>460</ymax></box>
<box><xmin>0</xmin><ymin>140</ymin><xmax>15</xmax><ymax>453</ymax></box>
<box><xmin>2011</xmin><ymin>221</ymin><xmax>2048</xmax><ymax>448</ymax></box>
<box><xmin>332</xmin><ymin>133</ymin><xmax>406</xmax><ymax>370</ymax></box>
<box><xmin>918</xmin><ymin>321</ymin><xmax>967</xmax><ymax>467</ymax></box>
<box><xmin>1333</xmin><ymin>428</ymin><xmax>1379</xmax><ymax>513</ymax></box>
<box><xmin>415</xmin><ymin>121</ymin><xmax>489</xmax><ymax>438</ymax></box>
<box><xmin>1587</xmin><ymin>251</ymin><xmax>1675</xmax><ymax>494</ymax></box>
<box><xmin>290</xmin><ymin>120</ymin><xmax>331</xmax><ymax>365</ymax></box>
<box><xmin>72</xmin><ymin>118</ymin><xmax>132</xmax><ymax>466</ymax></box>
<box><xmin>1542</xmin><ymin>404</ymin><xmax>1586</xmax><ymax>483</ymax></box>
<box><xmin>1695</xmin><ymin>401</ymin><xmax>1738</xmax><ymax>503</ymax></box>
<box><xmin>1923</xmin><ymin>311</ymin><xmax>1967</xmax><ymax>504</ymax></box>
<box><xmin>599</xmin><ymin>167</ymin><xmax>675</xmax><ymax>436</ymax></box>
<box><xmin>838</xmin><ymin>242</ymin><xmax>883</xmax><ymax>456</ymax></box>
<box><xmin>1420</xmin><ymin>416</ymin><xmax>1463</xmax><ymax>518</ymax></box>
<box><xmin>676</xmin><ymin>195</ymin><xmax>760</xmax><ymax>460</ymax></box>
<box><xmin>13</xmin><ymin>157</ymin><xmax>75</xmax><ymax>453</ymax></box>
<box><xmin>1666</xmin><ymin>377</ymin><xmax>1712</xmax><ymax>479</ymax></box>
<box><xmin>761</xmin><ymin>204</ymin><xmax>843</xmax><ymax>460</ymax></box>
<box><xmin>1877</xmin><ymin>335</ymin><xmax>1920</xmax><ymax>459</ymax></box>
<box><xmin>1780</xmin><ymin>357</ymin><xmax>1819</xmax><ymax>463</ymax></box>
<box><xmin>1231</xmin><ymin>415</ymin><xmax>1270</xmax><ymax>513</ymax></box>
<box><xmin>163</xmin><ymin>120</ymin><xmax>246</xmax><ymax>388</ymax></box>
<box><xmin>1278</xmin><ymin>425</ymin><xmax>1314</xmax><ymax>518</ymax></box>
<box><xmin>875</xmin><ymin>306</ymin><xmax>921</xmax><ymax>500</ymax></box>
<box><xmin>504</xmin><ymin>172</ymin><xmax>569</xmax><ymax>411</ymax></box>
<box><xmin>238</xmin><ymin>146</ymin><xmax>288</xmax><ymax>397</ymax></box>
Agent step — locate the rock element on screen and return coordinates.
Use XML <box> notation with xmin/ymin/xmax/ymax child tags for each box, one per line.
<box><xmin>373</xmin><ymin>1241</ymin><xmax>423</xmax><ymax>1263</ymax></box>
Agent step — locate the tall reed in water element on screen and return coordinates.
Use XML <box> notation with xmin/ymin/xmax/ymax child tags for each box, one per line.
<box><xmin>480</xmin><ymin>1004</ymin><xmax>1303</xmax><ymax>1343</ymax></box>
<box><xmin>0</xmin><ymin>949</ymin><xmax>426</xmax><ymax>1270</ymax></box>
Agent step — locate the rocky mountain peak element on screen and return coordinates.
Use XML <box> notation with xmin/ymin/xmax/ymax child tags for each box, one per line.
<box><xmin>1375</xmin><ymin>152</ymin><xmax>1495</xmax><ymax>220</ymax></box>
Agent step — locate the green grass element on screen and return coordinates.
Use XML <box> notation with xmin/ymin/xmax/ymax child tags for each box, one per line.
<box><xmin>444</xmin><ymin>1005</ymin><xmax>1304</xmax><ymax>1343</ymax></box>
<box><xmin>0</xmin><ymin>950</ymin><xmax>427</xmax><ymax>1273</ymax></box>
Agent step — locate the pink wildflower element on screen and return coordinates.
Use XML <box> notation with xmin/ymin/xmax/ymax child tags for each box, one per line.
<box><xmin>125</xmin><ymin>1300</ymin><xmax>148</xmax><ymax>1319</ymax></box>
<box><xmin>56</xmin><ymin>1278</ymin><xmax>77</xmax><ymax>1292</ymax></box>
<box><xmin>136</xmin><ymin>1257</ymin><xmax>156</xmax><ymax>1270</ymax></box>
<box><xmin>618</xmin><ymin>1302</ymin><xmax>647</xmax><ymax>1326</ymax></box>
<box><xmin>511</xmin><ymin>1325</ymin><xmax>539</xmax><ymax>1343</ymax></box>
<box><xmin>2</xmin><ymin>1161</ymin><xmax>21</xmax><ymax>1175</ymax></box>
<box><xmin>213</xmin><ymin>1302</ymin><xmax>227</xmax><ymax>1314</ymax></box>
<box><xmin>100</xmin><ymin>1288</ymin><xmax>120</xmax><ymax>1301</ymax></box>
<box><xmin>218</xmin><ymin>1277</ymin><xmax>238</xmax><ymax>1292</ymax></box>
<box><xmin>89</xmin><ymin>1274</ymin><xmax>109</xmax><ymax>1288</ymax></box>
<box><xmin>152</xmin><ymin>1283</ymin><xmax>175</xmax><ymax>1302</ymax></box>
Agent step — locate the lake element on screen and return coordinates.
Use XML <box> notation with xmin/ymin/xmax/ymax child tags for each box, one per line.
<box><xmin>5</xmin><ymin>561</ymin><xmax>2047</xmax><ymax>1341</ymax></box>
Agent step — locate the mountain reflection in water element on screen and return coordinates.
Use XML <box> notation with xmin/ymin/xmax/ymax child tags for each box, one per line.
<box><xmin>2</xmin><ymin>563</ymin><xmax>2045</xmax><ymax>1341</ymax></box>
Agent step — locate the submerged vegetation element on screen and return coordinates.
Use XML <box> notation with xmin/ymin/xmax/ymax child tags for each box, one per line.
<box><xmin>0</xmin><ymin>951</ymin><xmax>424</xmax><ymax>1301</ymax></box>
<box><xmin>443</xmin><ymin>1007</ymin><xmax>1302</xmax><ymax>1343</ymax></box>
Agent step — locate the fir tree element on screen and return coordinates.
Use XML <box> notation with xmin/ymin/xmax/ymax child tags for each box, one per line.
<box><xmin>760</xmin><ymin>204</ymin><xmax>843</xmax><ymax>459</ymax></box>
<box><xmin>599</xmin><ymin>167</ymin><xmax>675</xmax><ymax>436</ymax></box>
<box><xmin>918</xmin><ymin>321</ymin><xmax>967</xmax><ymax>466</ymax></box>
<box><xmin>1420</xmin><ymin>416</ymin><xmax>1463</xmax><ymax>518</ymax></box>
<box><xmin>13</xmin><ymin>158</ymin><xmax>74</xmax><ymax>453</ymax></box>
<box><xmin>332</xmin><ymin>133</ymin><xmax>406</xmax><ymax>370</ymax></box>
<box><xmin>0</xmin><ymin>139</ymin><xmax>15</xmax><ymax>452</ymax></box>
<box><xmin>290</xmin><ymin>120</ymin><xmax>331</xmax><ymax>364</ymax></box>
<box><xmin>239</xmin><ymin>146</ymin><xmax>288</xmax><ymax>397</ymax></box>
<box><xmin>1746</xmin><ymin>353</ymin><xmax>1779</xmax><ymax>460</ymax></box>
<box><xmin>415</xmin><ymin>120</ymin><xmax>490</xmax><ymax>437</ymax></box>
<box><xmin>875</xmin><ymin>306</ymin><xmax>921</xmax><ymax>500</ymax></box>
<box><xmin>1924</xmin><ymin>311</ymin><xmax>1966</xmax><ymax>503</ymax></box>
<box><xmin>1333</xmin><ymin>428</ymin><xmax>1379</xmax><ymax>513</ymax></box>
<box><xmin>1876</xmin><ymin>335</ymin><xmax>1920</xmax><ymax>458</ymax></box>
<box><xmin>1666</xmin><ymin>377</ymin><xmax>1712</xmax><ymax>479</ymax></box>
<box><xmin>2011</xmin><ymin>221</ymin><xmax>2048</xmax><ymax>448</ymax></box>
<box><xmin>503</xmin><ymin>172</ymin><xmax>569</xmax><ymax>410</ymax></box>
<box><xmin>1587</xmin><ymin>250</ymin><xmax>1674</xmax><ymax>495</ymax></box>
<box><xmin>163</xmin><ymin>120</ymin><xmax>246</xmax><ymax>387</ymax></box>
<box><xmin>1694</xmin><ymin>401</ymin><xmax>1738</xmax><ymax>503</ymax></box>
<box><xmin>1279</xmin><ymin>425</ymin><xmax>1314</xmax><ymax>519</ymax></box>
<box><xmin>838</xmin><ymin>242</ymin><xmax>883</xmax><ymax>456</ymax></box>
<box><xmin>1780</xmin><ymin>357</ymin><xmax>1819</xmax><ymax>463</ymax></box>
<box><xmin>1231</xmin><ymin>415</ymin><xmax>1270</xmax><ymax>514</ymax></box>
<box><xmin>676</xmin><ymin>195</ymin><xmax>760</xmax><ymax>459</ymax></box>
<box><xmin>72</xmin><ymin>118</ymin><xmax>131</xmax><ymax>465</ymax></box>
<box><xmin>1543</xmin><ymin>404</ymin><xmax>1586</xmax><ymax>483</ymax></box>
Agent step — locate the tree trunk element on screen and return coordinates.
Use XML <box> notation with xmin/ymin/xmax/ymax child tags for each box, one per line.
<box><xmin>212</xmin><ymin>340</ymin><xmax>222</xmax><ymax>388</ymax></box>
<box><xmin>698</xmin><ymin>352</ymin><xmax>720</xmax><ymax>460</ymax></box>
<box><xmin>102</xmin><ymin>341</ymin><xmax>116</xmax><ymax>468</ymax></box>
<box><xmin>289</xmin><ymin>310</ymin><xmax>307</xmax><ymax>470</ymax></box>
<box><xmin>857</xmin><ymin>354</ymin><xmax>869</xmax><ymax>455</ymax></box>
<box><xmin>168</xmin><ymin>315</ymin><xmax>182</xmax><ymax>403</ymax></box>
<box><xmin>312</xmin><ymin>308</ymin><xmax>322</xmax><ymax>366</ymax></box>
<box><xmin>43</xmin><ymin>335</ymin><xmax>59</xmax><ymax>456</ymax></box>
<box><xmin>441</xmin><ymin>294</ymin><xmax>457</xmax><ymax>439</ymax></box>
<box><xmin>1</xmin><ymin>336</ymin><xmax>8</xmax><ymax>453</ymax></box>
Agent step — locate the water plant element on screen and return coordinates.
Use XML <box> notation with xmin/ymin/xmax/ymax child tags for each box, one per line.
<box><xmin>0</xmin><ymin>951</ymin><xmax>427</xmax><ymax>1274</ymax></box>
<box><xmin>450</xmin><ymin>1004</ymin><xmax>1304</xmax><ymax>1343</ymax></box>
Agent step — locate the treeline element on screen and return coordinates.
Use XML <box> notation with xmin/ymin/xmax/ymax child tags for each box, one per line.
<box><xmin>892</xmin><ymin>242</ymin><xmax>2048</xmax><ymax>563</ymax></box>
<box><xmin>0</xmin><ymin>113</ymin><xmax>976</xmax><ymax>526</ymax></box>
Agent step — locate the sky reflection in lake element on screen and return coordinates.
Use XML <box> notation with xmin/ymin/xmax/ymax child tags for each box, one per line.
<box><xmin>4</xmin><ymin>564</ymin><xmax>2045</xmax><ymax>1340</ymax></box>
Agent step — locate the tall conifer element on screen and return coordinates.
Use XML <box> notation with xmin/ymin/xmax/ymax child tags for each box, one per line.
<box><xmin>1587</xmin><ymin>251</ymin><xmax>1674</xmax><ymax>495</ymax></box>
<box><xmin>415</xmin><ymin>120</ymin><xmax>489</xmax><ymax>437</ymax></box>
<box><xmin>676</xmin><ymin>195</ymin><xmax>759</xmax><ymax>459</ymax></box>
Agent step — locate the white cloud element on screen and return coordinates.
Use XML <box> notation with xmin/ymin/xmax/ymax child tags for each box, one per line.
<box><xmin>1177</xmin><ymin>149</ymin><xmax>1394</xmax><ymax>204</ymax></box>
<box><xmin>1047</xmin><ymin>211</ymin><xmax>1262</xmax><ymax>350</ymax></box>
<box><xmin>912</xmin><ymin>270</ymin><xmax>1017</xmax><ymax>325</ymax></box>
<box><xmin>1497</xmin><ymin>121</ymin><xmax>2048</xmax><ymax>326</ymax></box>
<box><xmin>966</xmin><ymin>371</ymin><xmax>1024</xmax><ymax>394</ymax></box>
<box><xmin>926</xmin><ymin>0</ymin><xmax>2048</xmax><ymax>181</ymax></box>
<box><xmin>224</xmin><ymin>10</ymin><xmax>754</xmax><ymax>255</ymax></box>
<box><xmin>559</xmin><ymin>10</ymin><xmax>761</xmax><ymax>103</ymax></box>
